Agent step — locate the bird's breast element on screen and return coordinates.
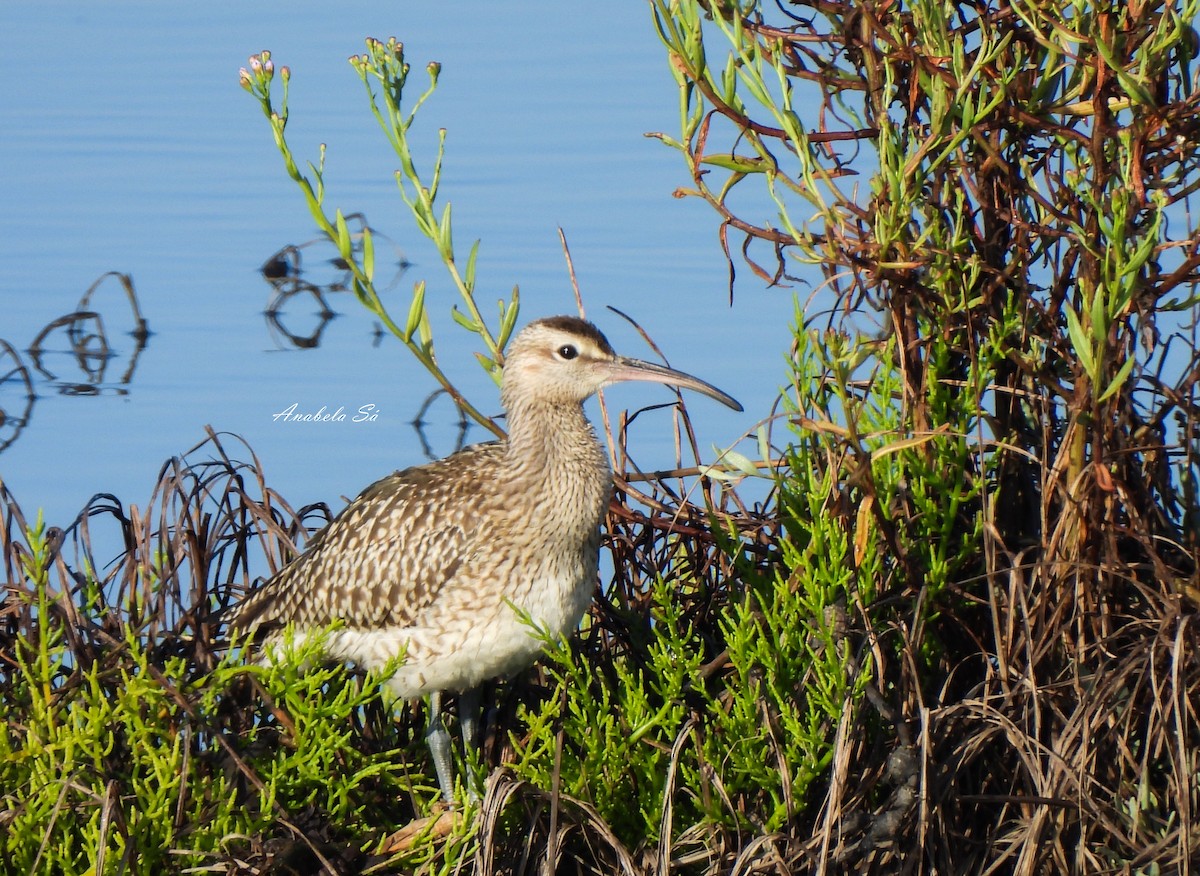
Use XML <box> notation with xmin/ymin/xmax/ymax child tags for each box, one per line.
<box><xmin>338</xmin><ymin>557</ymin><xmax>597</xmax><ymax>698</ymax></box>
<box><xmin>509</xmin><ymin>540</ymin><xmax>599</xmax><ymax>639</ymax></box>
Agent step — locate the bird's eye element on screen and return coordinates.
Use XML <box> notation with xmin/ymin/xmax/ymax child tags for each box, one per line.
<box><xmin>557</xmin><ymin>344</ymin><xmax>578</xmax><ymax>360</ymax></box>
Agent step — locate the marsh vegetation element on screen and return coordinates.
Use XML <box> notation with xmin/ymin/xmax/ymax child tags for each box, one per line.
<box><xmin>4</xmin><ymin>1</ymin><xmax>1200</xmax><ymax>873</ymax></box>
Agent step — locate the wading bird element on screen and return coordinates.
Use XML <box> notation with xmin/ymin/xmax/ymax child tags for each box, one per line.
<box><xmin>228</xmin><ymin>315</ymin><xmax>741</xmax><ymax>803</ymax></box>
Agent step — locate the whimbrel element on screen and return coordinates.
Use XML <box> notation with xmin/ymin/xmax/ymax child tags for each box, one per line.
<box><xmin>228</xmin><ymin>315</ymin><xmax>741</xmax><ymax>803</ymax></box>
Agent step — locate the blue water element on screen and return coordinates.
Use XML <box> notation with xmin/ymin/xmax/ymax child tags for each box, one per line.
<box><xmin>0</xmin><ymin>3</ymin><xmax>795</xmax><ymax>532</ymax></box>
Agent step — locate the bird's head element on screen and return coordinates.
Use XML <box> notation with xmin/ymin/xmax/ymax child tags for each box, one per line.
<box><xmin>500</xmin><ymin>316</ymin><xmax>742</xmax><ymax>412</ymax></box>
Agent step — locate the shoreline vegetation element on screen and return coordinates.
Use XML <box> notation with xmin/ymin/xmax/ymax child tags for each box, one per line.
<box><xmin>4</xmin><ymin>2</ymin><xmax>1200</xmax><ymax>873</ymax></box>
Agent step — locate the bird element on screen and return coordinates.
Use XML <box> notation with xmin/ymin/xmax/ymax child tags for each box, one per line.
<box><xmin>226</xmin><ymin>315</ymin><xmax>742</xmax><ymax>804</ymax></box>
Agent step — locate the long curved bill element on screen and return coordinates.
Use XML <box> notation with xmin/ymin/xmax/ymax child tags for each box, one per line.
<box><xmin>604</xmin><ymin>356</ymin><xmax>743</xmax><ymax>412</ymax></box>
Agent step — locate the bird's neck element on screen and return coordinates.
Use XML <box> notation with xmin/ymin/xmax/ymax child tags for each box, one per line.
<box><xmin>501</xmin><ymin>398</ymin><xmax>613</xmax><ymax>561</ymax></box>
<box><xmin>503</xmin><ymin>398</ymin><xmax>610</xmax><ymax>482</ymax></box>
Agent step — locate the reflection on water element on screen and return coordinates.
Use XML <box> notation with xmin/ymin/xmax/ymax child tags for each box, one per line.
<box><xmin>256</xmin><ymin>215</ymin><xmax>471</xmax><ymax>459</ymax></box>
<box><xmin>410</xmin><ymin>387</ymin><xmax>472</xmax><ymax>460</ymax></box>
<box><xmin>0</xmin><ymin>272</ymin><xmax>151</xmax><ymax>452</ymax></box>
<box><xmin>0</xmin><ymin>340</ymin><xmax>33</xmax><ymax>453</ymax></box>
<box><xmin>263</xmin><ymin>276</ymin><xmax>336</xmax><ymax>349</ymax></box>
<box><xmin>0</xmin><ymin>218</ymin><xmax>468</xmax><ymax>458</ymax></box>
<box><xmin>260</xmin><ymin>212</ymin><xmax>412</xmax><ymax>350</ymax></box>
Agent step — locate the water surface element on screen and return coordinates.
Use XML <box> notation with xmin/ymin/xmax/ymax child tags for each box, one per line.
<box><xmin>0</xmin><ymin>3</ymin><xmax>794</xmax><ymax>530</ymax></box>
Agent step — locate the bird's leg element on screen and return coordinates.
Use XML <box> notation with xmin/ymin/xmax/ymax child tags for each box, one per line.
<box><xmin>425</xmin><ymin>691</ymin><xmax>456</xmax><ymax>805</ymax></box>
<box><xmin>459</xmin><ymin>687</ymin><xmax>481</xmax><ymax>749</ymax></box>
<box><xmin>458</xmin><ymin>687</ymin><xmax>482</xmax><ymax>801</ymax></box>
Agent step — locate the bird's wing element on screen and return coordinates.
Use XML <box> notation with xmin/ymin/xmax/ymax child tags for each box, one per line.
<box><xmin>228</xmin><ymin>443</ymin><xmax>502</xmax><ymax>636</ymax></box>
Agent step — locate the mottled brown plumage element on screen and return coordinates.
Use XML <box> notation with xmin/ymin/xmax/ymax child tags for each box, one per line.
<box><xmin>227</xmin><ymin>315</ymin><xmax>741</xmax><ymax>802</ymax></box>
